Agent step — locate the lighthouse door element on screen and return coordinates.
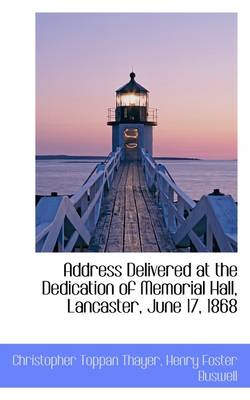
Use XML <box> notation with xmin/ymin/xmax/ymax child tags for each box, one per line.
<box><xmin>124</xmin><ymin>128</ymin><xmax>139</xmax><ymax>161</ymax></box>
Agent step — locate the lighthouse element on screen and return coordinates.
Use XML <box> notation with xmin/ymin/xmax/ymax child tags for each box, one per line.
<box><xmin>108</xmin><ymin>72</ymin><xmax>157</xmax><ymax>161</ymax></box>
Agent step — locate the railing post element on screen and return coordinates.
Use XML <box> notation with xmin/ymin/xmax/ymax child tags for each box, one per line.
<box><xmin>177</xmin><ymin>195</ymin><xmax>185</xmax><ymax>225</ymax></box>
<box><xmin>57</xmin><ymin>226</ymin><xmax>65</xmax><ymax>251</ymax></box>
<box><xmin>156</xmin><ymin>164</ymin><xmax>166</xmax><ymax>203</ymax></box>
<box><xmin>80</xmin><ymin>191</ymin><xmax>89</xmax><ymax>218</ymax></box>
<box><xmin>95</xmin><ymin>163</ymin><xmax>106</xmax><ymax>224</ymax></box>
<box><xmin>168</xmin><ymin>187</ymin><xmax>177</xmax><ymax>233</ymax></box>
<box><xmin>206</xmin><ymin>222</ymin><xmax>213</xmax><ymax>251</ymax></box>
<box><xmin>86</xmin><ymin>164</ymin><xmax>103</xmax><ymax>233</ymax></box>
<box><xmin>156</xmin><ymin>164</ymin><xmax>177</xmax><ymax>233</ymax></box>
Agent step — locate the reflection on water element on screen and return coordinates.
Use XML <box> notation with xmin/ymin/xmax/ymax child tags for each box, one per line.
<box><xmin>36</xmin><ymin>159</ymin><xmax>237</xmax><ymax>201</ymax></box>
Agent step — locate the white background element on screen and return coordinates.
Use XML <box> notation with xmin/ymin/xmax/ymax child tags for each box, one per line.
<box><xmin>0</xmin><ymin>0</ymin><xmax>249</xmax><ymax>398</ymax></box>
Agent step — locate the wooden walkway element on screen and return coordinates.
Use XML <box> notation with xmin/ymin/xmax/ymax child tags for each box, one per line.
<box><xmin>88</xmin><ymin>162</ymin><xmax>175</xmax><ymax>252</ymax></box>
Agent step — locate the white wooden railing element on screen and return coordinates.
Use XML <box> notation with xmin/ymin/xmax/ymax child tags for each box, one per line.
<box><xmin>36</xmin><ymin>148</ymin><xmax>122</xmax><ymax>252</ymax></box>
<box><xmin>141</xmin><ymin>149</ymin><xmax>237</xmax><ymax>252</ymax></box>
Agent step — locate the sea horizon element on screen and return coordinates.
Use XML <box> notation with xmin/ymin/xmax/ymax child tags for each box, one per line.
<box><xmin>36</xmin><ymin>154</ymin><xmax>237</xmax><ymax>161</ymax></box>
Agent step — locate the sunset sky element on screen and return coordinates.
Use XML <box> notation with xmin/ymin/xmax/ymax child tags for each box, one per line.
<box><xmin>36</xmin><ymin>13</ymin><xmax>237</xmax><ymax>159</ymax></box>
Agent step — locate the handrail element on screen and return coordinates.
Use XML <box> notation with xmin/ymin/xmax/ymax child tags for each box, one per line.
<box><xmin>141</xmin><ymin>148</ymin><xmax>237</xmax><ymax>252</ymax></box>
<box><xmin>36</xmin><ymin>147</ymin><xmax>122</xmax><ymax>252</ymax></box>
<box><xmin>80</xmin><ymin>151</ymin><xmax>115</xmax><ymax>188</ymax></box>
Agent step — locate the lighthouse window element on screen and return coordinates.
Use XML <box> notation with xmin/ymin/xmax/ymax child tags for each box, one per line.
<box><xmin>124</xmin><ymin>129</ymin><xmax>138</xmax><ymax>139</ymax></box>
<box><xmin>116</xmin><ymin>92</ymin><xmax>148</xmax><ymax>107</ymax></box>
<box><xmin>116</xmin><ymin>94</ymin><xmax>120</xmax><ymax>107</ymax></box>
<box><xmin>140</xmin><ymin>94</ymin><xmax>147</xmax><ymax>107</ymax></box>
<box><xmin>126</xmin><ymin>143</ymin><xmax>138</xmax><ymax>149</ymax></box>
<box><xmin>120</xmin><ymin>93</ymin><xmax>140</xmax><ymax>106</ymax></box>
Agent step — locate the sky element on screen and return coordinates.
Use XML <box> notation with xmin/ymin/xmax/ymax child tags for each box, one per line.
<box><xmin>36</xmin><ymin>13</ymin><xmax>237</xmax><ymax>159</ymax></box>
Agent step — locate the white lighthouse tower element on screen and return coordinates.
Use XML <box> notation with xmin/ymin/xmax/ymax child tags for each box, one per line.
<box><xmin>108</xmin><ymin>72</ymin><xmax>157</xmax><ymax>161</ymax></box>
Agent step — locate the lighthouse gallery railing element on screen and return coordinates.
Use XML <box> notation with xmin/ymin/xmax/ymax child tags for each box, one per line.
<box><xmin>36</xmin><ymin>148</ymin><xmax>122</xmax><ymax>252</ymax></box>
<box><xmin>141</xmin><ymin>149</ymin><xmax>237</xmax><ymax>252</ymax></box>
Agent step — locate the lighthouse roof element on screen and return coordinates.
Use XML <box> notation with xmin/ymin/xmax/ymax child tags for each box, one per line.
<box><xmin>116</xmin><ymin>72</ymin><xmax>148</xmax><ymax>93</ymax></box>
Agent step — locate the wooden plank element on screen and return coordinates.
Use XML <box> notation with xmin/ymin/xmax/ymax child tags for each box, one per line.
<box><xmin>137</xmin><ymin>164</ymin><xmax>176</xmax><ymax>252</ymax></box>
<box><xmin>105</xmin><ymin>163</ymin><xmax>129</xmax><ymax>252</ymax></box>
<box><xmin>124</xmin><ymin>163</ymin><xmax>141</xmax><ymax>252</ymax></box>
<box><xmin>87</xmin><ymin>164</ymin><xmax>125</xmax><ymax>252</ymax></box>
<box><xmin>88</xmin><ymin>161</ymin><xmax>176</xmax><ymax>253</ymax></box>
<box><xmin>133</xmin><ymin>187</ymin><xmax>159</xmax><ymax>252</ymax></box>
<box><xmin>132</xmin><ymin>162</ymin><xmax>159</xmax><ymax>252</ymax></box>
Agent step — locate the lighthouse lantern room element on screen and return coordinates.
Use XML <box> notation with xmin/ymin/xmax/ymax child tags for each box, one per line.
<box><xmin>108</xmin><ymin>72</ymin><xmax>157</xmax><ymax>161</ymax></box>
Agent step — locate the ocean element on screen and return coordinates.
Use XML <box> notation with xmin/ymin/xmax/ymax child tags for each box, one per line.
<box><xmin>36</xmin><ymin>159</ymin><xmax>237</xmax><ymax>201</ymax></box>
